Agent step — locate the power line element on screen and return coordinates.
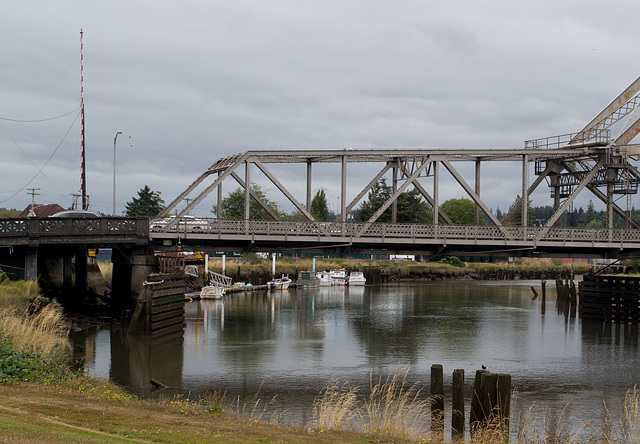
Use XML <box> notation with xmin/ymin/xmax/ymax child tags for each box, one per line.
<box><xmin>0</xmin><ymin>107</ymin><xmax>80</xmax><ymax>123</ymax></box>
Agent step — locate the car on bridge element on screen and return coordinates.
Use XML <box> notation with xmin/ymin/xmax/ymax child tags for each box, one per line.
<box><xmin>150</xmin><ymin>215</ymin><xmax>208</xmax><ymax>232</ymax></box>
<box><xmin>50</xmin><ymin>210</ymin><xmax>101</xmax><ymax>218</ymax></box>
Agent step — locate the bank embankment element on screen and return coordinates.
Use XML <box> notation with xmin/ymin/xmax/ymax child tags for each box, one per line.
<box><xmin>206</xmin><ymin>257</ymin><xmax>587</xmax><ymax>284</ymax></box>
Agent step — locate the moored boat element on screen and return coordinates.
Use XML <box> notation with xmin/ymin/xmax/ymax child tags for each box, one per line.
<box><xmin>316</xmin><ymin>271</ymin><xmax>331</xmax><ymax>286</ymax></box>
<box><xmin>267</xmin><ymin>274</ymin><xmax>291</xmax><ymax>290</ymax></box>
<box><xmin>200</xmin><ymin>284</ymin><xmax>225</xmax><ymax>299</ymax></box>
<box><xmin>348</xmin><ymin>271</ymin><xmax>366</xmax><ymax>286</ymax></box>
<box><xmin>329</xmin><ymin>268</ymin><xmax>347</xmax><ymax>286</ymax></box>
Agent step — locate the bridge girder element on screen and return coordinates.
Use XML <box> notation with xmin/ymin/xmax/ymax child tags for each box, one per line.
<box><xmin>155</xmin><ymin>76</ymin><xmax>640</xmax><ymax>242</ymax></box>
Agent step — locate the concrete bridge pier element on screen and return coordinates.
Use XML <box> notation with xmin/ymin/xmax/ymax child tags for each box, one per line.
<box><xmin>25</xmin><ymin>248</ymin><xmax>38</xmax><ymax>282</ymax></box>
<box><xmin>111</xmin><ymin>248</ymin><xmax>155</xmax><ymax>319</ymax></box>
<box><xmin>74</xmin><ymin>249</ymin><xmax>88</xmax><ymax>293</ymax></box>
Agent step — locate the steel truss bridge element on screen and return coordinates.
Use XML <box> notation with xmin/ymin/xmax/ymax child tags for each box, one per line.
<box><xmin>151</xmin><ymin>75</ymin><xmax>640</xmax><ymax>258</ymax></box>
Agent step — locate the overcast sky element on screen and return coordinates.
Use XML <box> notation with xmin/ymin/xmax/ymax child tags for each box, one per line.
<box><xmin>1</xmin><ymin>1</ymin><xmax>639</xmax><ymax>217</ymax></box>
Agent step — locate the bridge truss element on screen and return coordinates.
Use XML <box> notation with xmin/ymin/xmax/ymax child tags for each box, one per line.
<box><xmin>153</xmin><ymin>76</ymin><xmax>640</xmax><ymax>256</ymax></box>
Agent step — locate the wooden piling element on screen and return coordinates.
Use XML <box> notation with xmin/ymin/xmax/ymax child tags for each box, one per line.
<box><xmin>497</xmin><ymin>373</ymin><xmax>511</xmax><ymax>431</ymax></box>
<box><xmin>469</xmin><ymin>369</ymin><xmax>487</xmax><ymax>433</ymax></box>
<box><xmin>452</xmin><ymin>369</ymin><xmax>465</xmax><ymax>440</ymax></box>
<box><xmin>481</xmin><ymin>372</ymin><xmax>499</xmax><ymax>423</ymax></box>
<box><xmin>430</xmin><ymin>364</ymin><xmax>444</xmax><ymax>433</ymax></box>
<box><xmin>470</xmin><ymin>369</ymin><xmax>511</xmax><ymax>436</ymax></box>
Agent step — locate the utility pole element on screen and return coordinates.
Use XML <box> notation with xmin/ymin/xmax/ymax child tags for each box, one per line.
<box><xmin>27</xmin><ymin>188</ymin><xmax>40</xmax><ymax>217</ymax></box>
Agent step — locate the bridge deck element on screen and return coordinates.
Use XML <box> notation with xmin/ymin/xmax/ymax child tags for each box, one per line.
<box><xmin>150</xmin><ymin>219</ymin><xmax>640</xmax><ymax>258</ymax></box>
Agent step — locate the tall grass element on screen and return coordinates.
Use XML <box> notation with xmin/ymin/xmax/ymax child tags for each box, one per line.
<box><xmin>0</xmin><ymin>280</ymin><xmax>40</xmax><ymax>312</ymax></box>
<box><xmin>313</xmin><ymin>379</ymin><xmax>359</xmax><ymax>432</ymax></box>
<box><xmin>98</xmin><ymin>261</ymin><xmax>113</xmax><ymax>288</ymax></box>
<box><xmin>312</xmin><ymin>368</ymin><xmax>431</xmax><ymax>441</ymax></box>
<box><xmin>0</xmin><ymin>302</ymin><xmax>70</xmax><ymax>361</ymax></box>
<box><xmin>364</xmin><ymin>368</ymin><xmax>431</xmax><ymax>440</ymax></box>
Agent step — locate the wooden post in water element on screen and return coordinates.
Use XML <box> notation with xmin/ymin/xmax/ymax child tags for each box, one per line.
<box><xmin>469</xmin><ymin>369</ymin><xmax>487</xmax><ymax>434</ymax></box>
<box><xmin>470</xmin><ymin>370</ymin><xmax>511</xmax><ymax>436</ymax></box>
<box><xmin>431</xmin><ymin>364</ymin><xmax>444</xmax><ymax>434</ymax></box>
<box><xmin>570</xmin><ymin>280</ymin><xmax>577</xmax><ymax>318</ymax></box>
<box><xmin>497</xmin><ymin>373</ymin><xmax>511</xmax><ymax>432</ymax></box>
<box><xmin>481</xmin><ymin>372</ymin><xmax>499</xmax><ymax>425</ymax></box>
<box><xmin>452</xmin><ymin>368</ymin><xmax>465</xmax><ymax>441</ymax></box>
<box><xmin>541</xmin><ymin>279</ymin><xmax>546</xmax><ymax>314</ymax></box>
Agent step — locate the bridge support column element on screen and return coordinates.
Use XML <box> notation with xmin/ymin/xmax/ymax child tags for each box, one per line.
<box><xmin>112</xmin><ymin>248</ymin><xmax>155</xmax><ymax>319</ymax></box>
<box><xmin>74</xmin><ymin>249</ymin><xmax>88</xmax><ymax>292</ymax></box>
<box><xmin>63</xmin><ymin>255</ymin><xmax>73</xmax><ymax>291</ymax></box>
<box><xmin>25</xmin><ymin>247</ymin><xmax>38</xmax><ymax>282</ymax></box>
<box><xmin>112</xmin><ymin>248</ymin><xmax>133</xmax><ymax>318</ymax></box>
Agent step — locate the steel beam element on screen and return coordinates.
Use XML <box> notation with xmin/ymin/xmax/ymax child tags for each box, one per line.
<box><xmin>539</xmin><ymin>156</ymin><xmax>605</xmax><ymax>235</ymax></box>
<box><xmin>253</xmin><ymin>159</ymin><xmax>315</xmax><ymax>221</ymax></box>
<box><xmin>441</xmin><ymin>160</ymin><xmax>503</xmax><ymax>227</ymax></box>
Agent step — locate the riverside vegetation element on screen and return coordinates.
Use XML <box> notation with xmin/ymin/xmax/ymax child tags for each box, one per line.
<box><xmin>205</xmin><ymin>255</ymin><xmax>589</xmax><ymax>286</ymax></box>
<box><xmin>2</xmin><ymin>264</ymin><xmax>640</xmax><ymax>442</ymax></box>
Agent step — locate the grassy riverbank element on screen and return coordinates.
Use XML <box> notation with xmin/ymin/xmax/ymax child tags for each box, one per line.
<box><xmin>2</xmin><ymin>271</ymin><xmax>638</xmax><ymax>443</ymax></box>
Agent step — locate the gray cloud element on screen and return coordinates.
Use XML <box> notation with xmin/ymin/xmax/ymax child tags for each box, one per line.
<box><xmin>1</xmin><ymin>0</ymin><xmax>638</xmax><ymax>216</ymax></box>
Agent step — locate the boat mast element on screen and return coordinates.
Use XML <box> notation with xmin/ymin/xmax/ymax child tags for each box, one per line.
<box><xmin>80</xmin><ymin>29</ymin><xmax>87</xmax><ymax>210</ymax></box>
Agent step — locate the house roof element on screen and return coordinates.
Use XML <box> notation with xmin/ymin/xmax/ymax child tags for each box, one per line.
<box><xmin>18</xmin><ymin>204</ymin><xmax>66</xmax><ymax>218</ymax></box>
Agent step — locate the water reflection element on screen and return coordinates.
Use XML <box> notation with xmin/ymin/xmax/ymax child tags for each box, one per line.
<box><xmin>78</xmin><ymin>281</ymin><xmax>640</xmax><ymax>433</ymax></box>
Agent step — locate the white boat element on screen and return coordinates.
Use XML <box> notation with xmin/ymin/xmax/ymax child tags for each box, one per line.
<box><xmin>329</xmin><ymin>268</ymin><xmax>347</xmax><ymax>286</ymax></box>
<box><xmin>200</xmin><ymin>284</ymin><xmax>225</xmax><ymax>299</ymax></box>
<box><xmin>268</xmin><ymin>274</ymin><xmax>291</xmax><ymax>290</ymax></box>
<box><xmin>316</xmin><ymin>271</ymin><xmax>331</xmax><ymax>286</ymax></box>
<box><xmin>348</xmin><ymin>271</ymin><xmax>366</xmax><ymax>286</ymax></box>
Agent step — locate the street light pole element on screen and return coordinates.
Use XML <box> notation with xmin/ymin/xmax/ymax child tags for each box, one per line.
<box><xmin>113</xmin><ymin>130</ymin><xmax>123</xmax><ymax>216</ymax></box>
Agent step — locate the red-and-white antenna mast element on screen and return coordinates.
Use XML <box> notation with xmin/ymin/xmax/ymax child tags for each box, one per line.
<box><xmin>80</xmin><ymin>29</ymin><xmax>88</xmax><ymax>210</ymax></box>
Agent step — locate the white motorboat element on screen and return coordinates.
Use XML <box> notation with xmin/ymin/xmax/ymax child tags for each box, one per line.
<box><xmin>316</xmin><ymin>271</ymin><xmax>331</xmax><ymax>286</ymax></box>
<box><xmin>329</xmin><ymin>268</ymin><xmax>347</xmax><ymax>286</ymax></box>
<box><xmin>348</xmin><ymin>271</ymin><xmax>366</xmax><ymax>286</ymax></box>
<box><xmin>268</xmin><ymin>274</ymin><xmax>291</xmax><ymax>290</ymax></box>
<box><xmin>200</xmin><ymin>284</ymin><xmax>225</xmax><ymax>299</ymax></box>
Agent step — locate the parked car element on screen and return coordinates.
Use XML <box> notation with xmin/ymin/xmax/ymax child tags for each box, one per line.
<box><xmin>50</xmin><ymin>210</ymin><xmax>100</xmax><ymax>218</ymax></box>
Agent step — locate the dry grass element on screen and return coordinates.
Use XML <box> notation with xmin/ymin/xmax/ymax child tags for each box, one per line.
<box><xmin>313</xmin><ymin>379</ymin><xmax>359</xmax><ymax>432</ymax></box>
<box><xmin>364</xmin><ymin>368</ymin><xmax>431</xmax><ymax>440</ymax></box>
<box><xmin>0</xmin><ymin>301</ymin><xmax>70</xmax><ymax>360</ymax></box>
<box><xmin>97</xmin><ymin>260</ymin><xmax>113</xmax><ymax>288</ymax></box>
<box><xmin>312</xmin><ymin>368</ymin><xmax>431</xmax><ymax>442</ymax></box>
<box><xmin>0</xmin><ymin>280</ymin><xmax>40</xmax><ymax>312</ymax></box>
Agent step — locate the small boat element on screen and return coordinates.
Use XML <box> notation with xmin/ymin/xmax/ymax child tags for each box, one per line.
<box><xmin>348</xmin><ymin>271</ymin><xmax>366</xmax><ymax>286</ymax></box>
<box><xmin>329</xmin><ymin>268</ymin><xmax>347</xmax><ymax>286</ymax></box>
<box><xmin>200</xmin><ymin>284</ymin><xmax>225</xmax><ymax>299</ymax></box>
<box><xmin>267</xmin><ymin>274</ymin><xmax>291</xmax><ymax>290</ymax></box>
<box><xmin>316</xmin><ymin>271</ymin><xmax>331</xmax><ymax>287</ymax></box>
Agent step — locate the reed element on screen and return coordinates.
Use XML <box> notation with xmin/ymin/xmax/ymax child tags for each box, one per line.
<box><xmin>364</xmin><ymin>368</ymin><xmax>431</xmax><ymax>441</ymax></box>
<box><xmin>0</xmin><ymin>302</ymin><xmax>70</xmax><ymax>361</ymax></box>
<box><xmin>313</xmin><ymin>379</ymin><xmax>359</xmax><ymax>431</ymax></box>
<box><xmin>312</xmin><ymin>368</ymin><xmax>430</xmax><ymax>441</ymax></box>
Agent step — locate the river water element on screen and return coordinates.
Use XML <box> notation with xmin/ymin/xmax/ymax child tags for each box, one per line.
<box><xmin>77</xmin><ymin>280</ymin><xmax>639</xmax><ymax>439</ymax></box>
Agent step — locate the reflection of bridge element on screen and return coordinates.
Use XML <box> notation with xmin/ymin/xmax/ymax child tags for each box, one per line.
<box><xmin>150</xmin><ymin>218</ymin><xmax>640</xmax><ymax>257</ymax></box>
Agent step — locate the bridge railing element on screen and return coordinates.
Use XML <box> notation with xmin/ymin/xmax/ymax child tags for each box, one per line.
<box><xmin>0</xmin><ymin>217</ymin><xmax>148</xmax><ymax>241</ymax></box>
<box><xmin>150</xmin><ymin>218</ymin><xmax>640</xmax><ymax>244</ymax></box>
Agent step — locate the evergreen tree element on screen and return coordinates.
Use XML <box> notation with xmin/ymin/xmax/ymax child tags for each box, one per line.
<box><xmin>356</xmin><ymin>178</ymin><xmax>392</xmax><ymax>222</ymax></box>
<box><xmin>310</xmin><ymin>189</ymin><xmax>329</xmax><ymax>221</ymax></box>
<box><xmin>125</xmin><ymin>185</ymin><xmax>165</xmax><ymax>217</ymax></box>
